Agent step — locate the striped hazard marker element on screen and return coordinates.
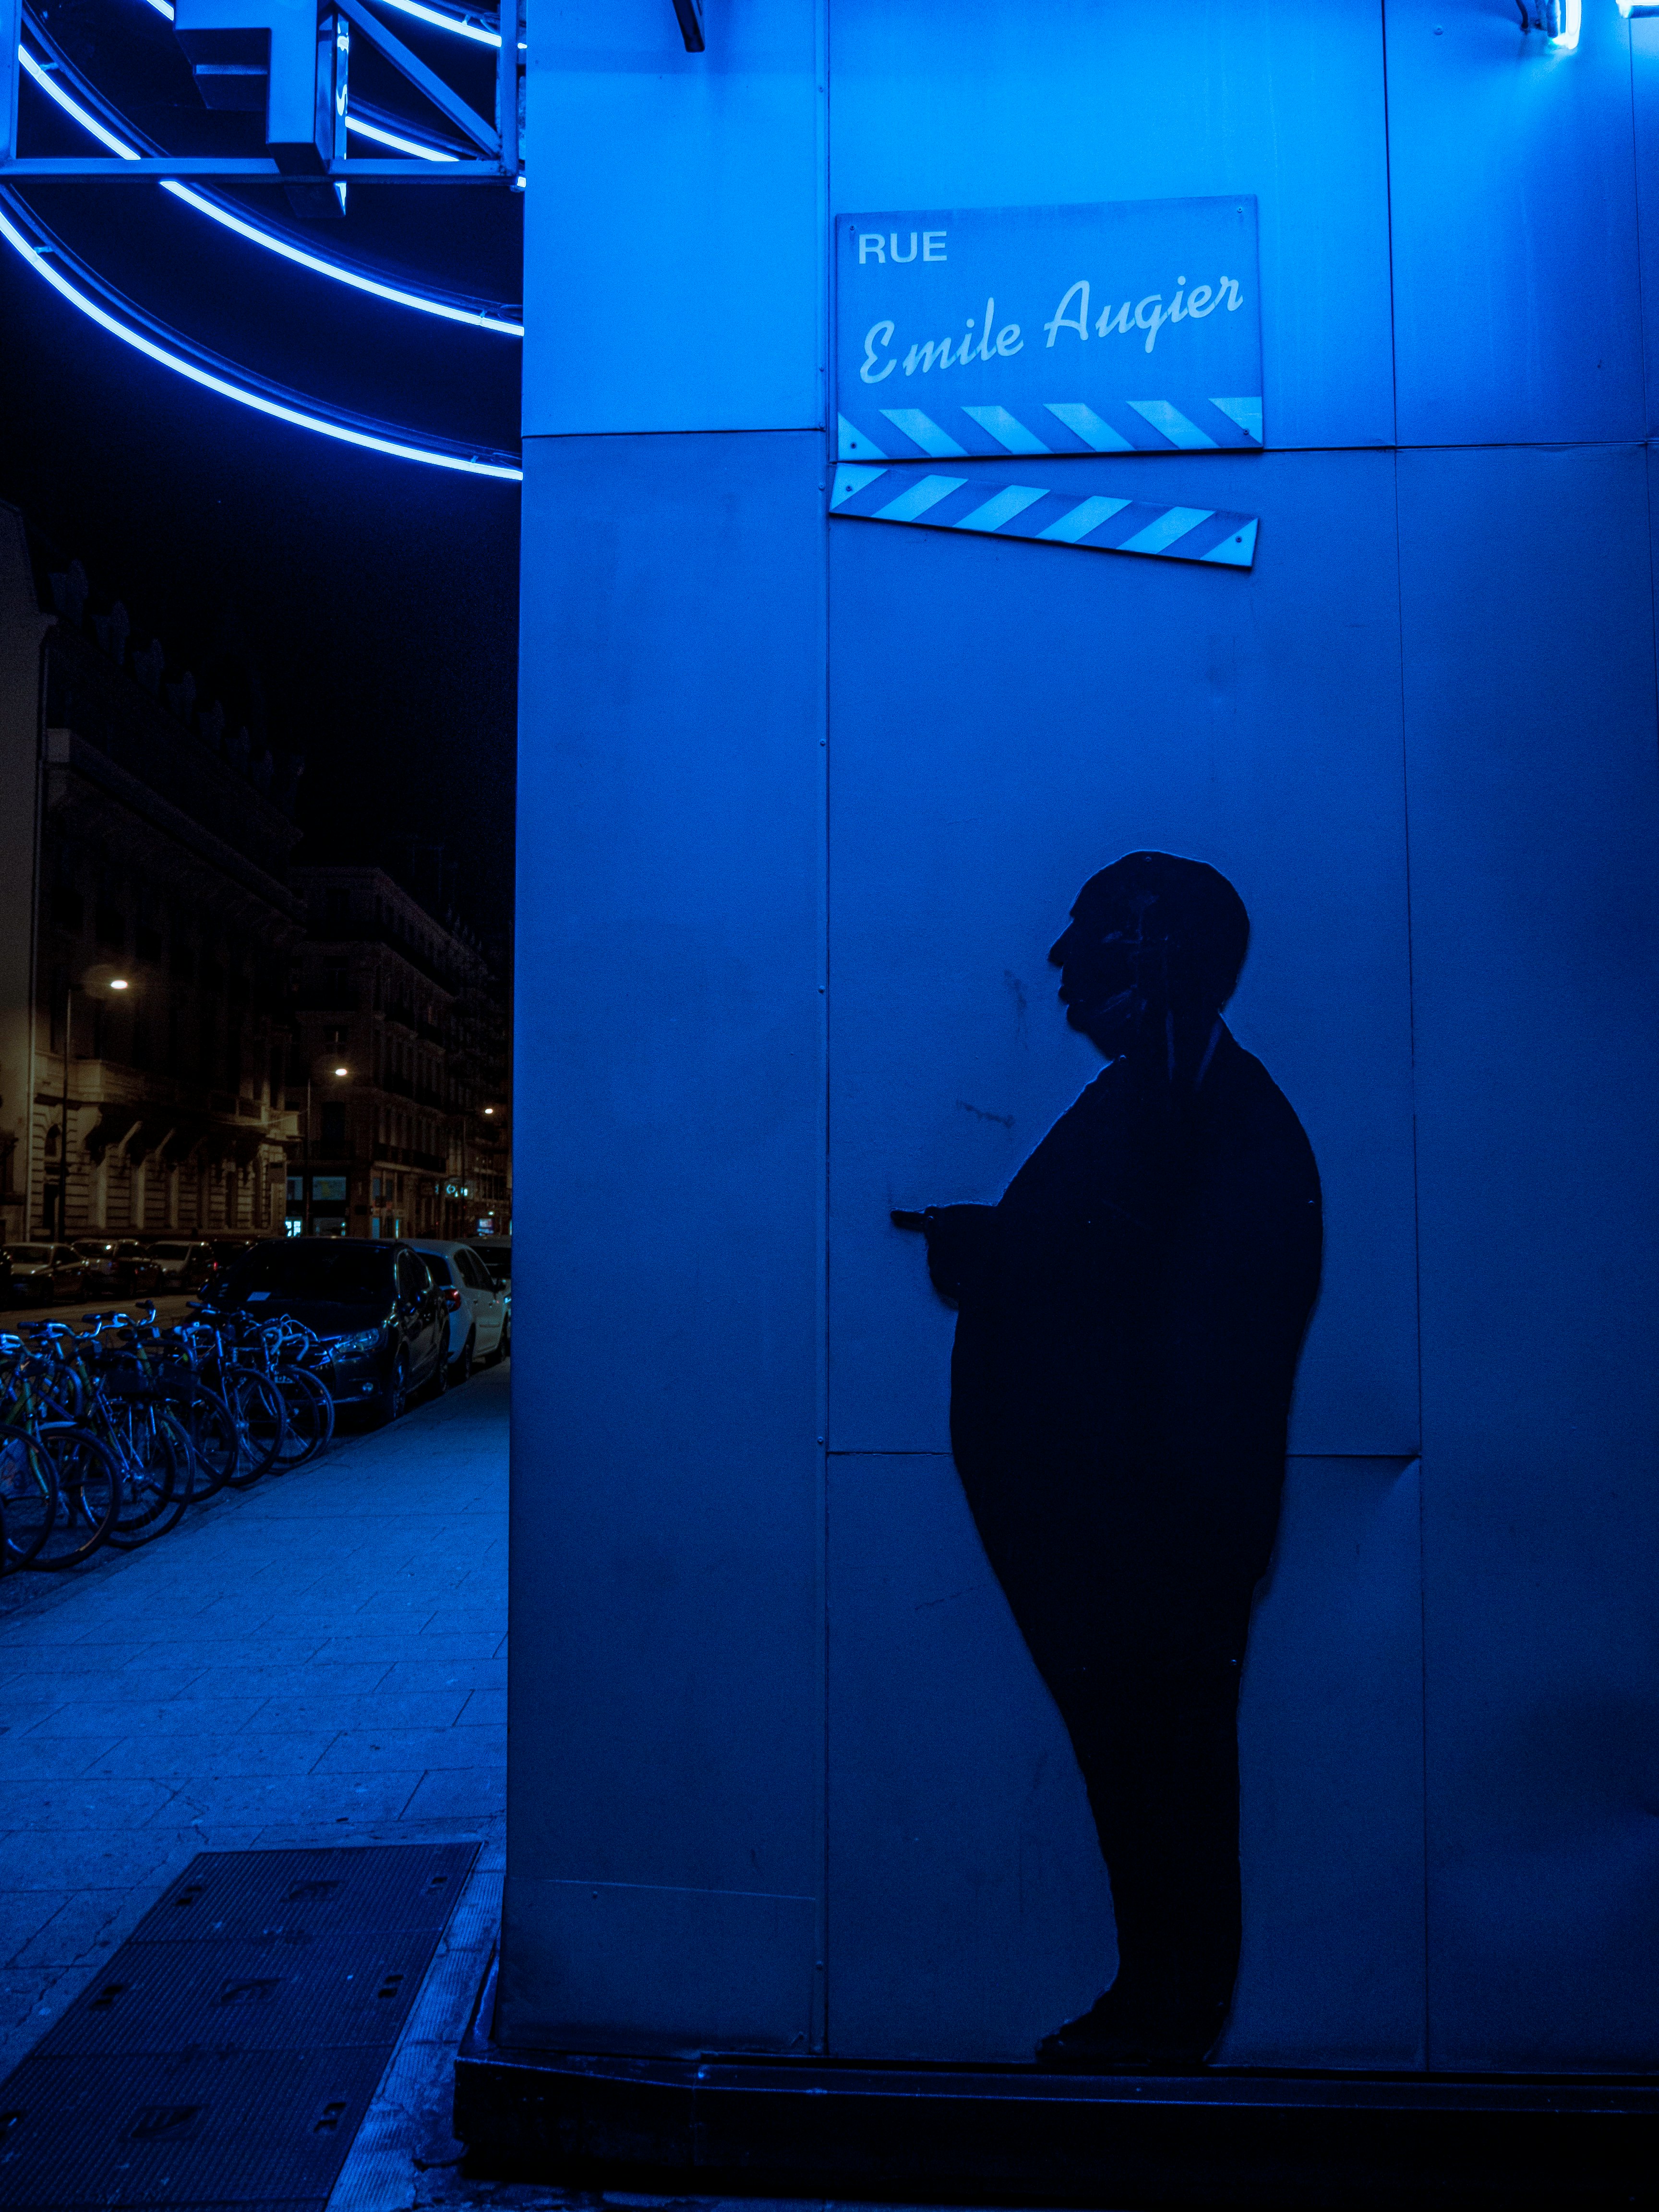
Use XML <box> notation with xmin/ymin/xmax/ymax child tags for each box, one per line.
<box><xmin>829</xmin><ymin>466</ymin><xmax>1258</xmax><ymax>568</ymax></box>
<box><xmin>836</xmin><ymin>395</ymin><xmax>1263</xmax><ymax>462</ymax></box>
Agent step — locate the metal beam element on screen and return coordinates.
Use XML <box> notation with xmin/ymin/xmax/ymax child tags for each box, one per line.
<box><xmin>0</xmin><ymin>153</ymin><xmax>510</xmax><ymax>178</ymax></box>
<box><xmin>330</xmin><ymin>0</ymin><xmax>496</xmax><ymax>155</ymax></box>
<box><xmin>2</xmin><ymin>0</ymin><xmax>22</xmax><ymax>159</ymax></box>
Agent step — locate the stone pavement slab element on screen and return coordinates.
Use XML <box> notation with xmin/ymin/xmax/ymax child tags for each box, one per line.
<box><xmin>0</xmin><ymin>1360</ymin><xmax>508</xmax><ymax>2081</ymax></box>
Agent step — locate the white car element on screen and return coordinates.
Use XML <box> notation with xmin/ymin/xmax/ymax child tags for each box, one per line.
<box><xmin>409</xmin><ymin>1240</ymin><xmax>509</xmax><ymax>1380</ymax></box>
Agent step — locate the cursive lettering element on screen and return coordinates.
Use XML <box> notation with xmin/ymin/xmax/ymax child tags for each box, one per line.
<box><xmin>1134</xmin><ymin>294</ymin><xmax>1169</xmax><ymax>352</ymax></box>
<box><xmin>903</xmin><ymin>336</ymin><xmax>955</xmax><ymax>374</ymax></box>
<box><xmin>1044</xmin><ymin>279</ymin><xmax>1091</xmax><ymax>347</ymax></box>
<box><xmin>861</xmin><ymin>319</ymin><xmax>896</xmax><ymax>383</ymax></box>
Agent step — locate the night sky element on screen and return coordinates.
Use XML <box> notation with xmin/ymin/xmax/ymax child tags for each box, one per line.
<box><xmin>0</xmin><ymin>0</ymin><xmax>522</xmax><ymax>940</ymax></box>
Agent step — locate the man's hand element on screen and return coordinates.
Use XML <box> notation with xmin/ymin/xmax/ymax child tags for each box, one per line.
<box><xmin>890</xmin><ymin>1203</ymin><xmax>995</xmax><ymax>1307</ymax></box>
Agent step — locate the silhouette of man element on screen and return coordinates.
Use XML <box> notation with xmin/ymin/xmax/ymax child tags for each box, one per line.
<box><xmin>897</xmin><ymin>852</ymin><xmax>1321</xmax><ymax>2067</ymax></box>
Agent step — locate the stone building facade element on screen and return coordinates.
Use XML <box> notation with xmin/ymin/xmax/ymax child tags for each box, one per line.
<box><xmin>288</xmin><ymin>865</ymin><xmax>509</xmax><ymax>1240</ymax></box>
<box><xmin>0</xmin><ymin>500</ymin><xmax>302</xmax><ymax>1243</ymax></box>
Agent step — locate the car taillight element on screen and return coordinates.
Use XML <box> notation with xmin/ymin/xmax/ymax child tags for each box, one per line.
<box><xmin>443</xmin><ymin>1286</ymin><xmax>464</xmax><ymax>1310</ymax></box>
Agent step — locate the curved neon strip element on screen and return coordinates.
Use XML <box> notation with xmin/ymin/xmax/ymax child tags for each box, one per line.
<box><xmin>18</xmin><ymin>46</ymin><xmax>136</xmax><ymax>156</ymax></box>
<box><xmin>0</xmin><ymin>199</ymin><xmax>522</xmax><ymax>480</ymax></box>
<box><xmin>344</xmin><ymin>113</ymin><xmax>456</xmax><ymax>158</ymax></box>
<box><xmin>17</xmin><ymin>40</ymin><xmax>524</xmax><ymax>334</ymax></box>
<box><xmin>375</xmin><ymin>0</ymin><xmax>500</xmax><ymax>48</ymax></box>
<box><xmin>127</xmin><ymin>0</ymin><xmax>503</xmax><ymax>44</ymax></box>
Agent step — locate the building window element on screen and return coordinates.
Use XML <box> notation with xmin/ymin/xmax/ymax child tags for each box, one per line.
<box><xmin>95</xmin><ymin>903</ymin><xmax>125</xmax><ymax>949</ymax></box>
<box><xmin>50</xmin><ymin>887</ymin><xmax>84</xmax><ymax>933</ymax></box>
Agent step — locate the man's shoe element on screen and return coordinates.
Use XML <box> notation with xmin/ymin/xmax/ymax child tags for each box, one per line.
<box><xmin>1034</xmin><ymin>1988</ymin><xmax>1219</xmax><ymax>2072</ymax></box>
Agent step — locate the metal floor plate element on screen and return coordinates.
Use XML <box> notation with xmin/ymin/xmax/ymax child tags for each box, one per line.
<box><xmin>35</xmin><ymin>1933</ymin><xmax>440</xmax><ymax>2060</ymax></box>
<box><xmin>0</xmin><ymin>1844</ymin><xmax>478</xmax><ymax>2210</ymax></box>
<box><xmin>127</xmin><ymin>1845</ymin><xmax>478</xmax><ymax>1946</ymax></box>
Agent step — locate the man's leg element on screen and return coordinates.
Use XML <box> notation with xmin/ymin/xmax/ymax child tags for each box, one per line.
<box><xmin>1039</xmin><ymin>1639</ymin><xmax>1248</xmax><ymax>2063</ymax></box>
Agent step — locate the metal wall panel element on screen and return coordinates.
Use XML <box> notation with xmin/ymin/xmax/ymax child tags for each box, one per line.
<box><xmin>826</xmin><ymin>448</ymin><xmax>1419</xmax><ymax>1462</ymax></box>
<box><xmin>500</xmin><ymin>431</ymin><xmax>827</xmax><ymax>2051</ymax></box>
<box><xmin>521</xmin><ymin>0</ymin><xmax>823</xmax><ymax>436</ymax></box>
<box><xmin>827</xmin><ymin>1451</ymin><xmax>1426</xmax><ymax>2065</ymax></box>
<box><xmin>829</xmin><ymin>0</ymin><xmax>1395</xmax><ymax>454</ymax></box>
<box><xmin>1630</xmin><ymin>21</ymin><xmax>1659</xmax><ymax>440</ymax></box>
<box><xmin>1400</xmin><ymin>442</ymin><xmax>1659</xmax><ymax>2069</ymax></box>
<box><xmin>1385</xmin><ymin>0</ymin><xmax>1643</xmax><ymax>449</ymax></box>
<box><xmin>825</xmin><ymin>1452</ymin><xmax>1117</xmax><ymax>2061</ymax></box>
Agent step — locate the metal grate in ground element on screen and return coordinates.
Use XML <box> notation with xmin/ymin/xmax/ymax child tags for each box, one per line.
<box><xmin>0</xmin><ymin>1843</ymin><xmax>478</xmax><ymax>2210</ymax></box>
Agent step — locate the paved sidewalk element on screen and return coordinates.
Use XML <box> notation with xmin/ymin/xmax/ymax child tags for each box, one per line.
<box><xmin>0</xmin><ymin>1359</ymin><xmax>507</xmax><ymax>2082</ymax></box>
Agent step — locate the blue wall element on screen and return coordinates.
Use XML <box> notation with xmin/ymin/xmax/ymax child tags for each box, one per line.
<box><xmin>506</xmin><ymin>0</ymin><xmax>1659</xmax><ymax>2071</ymax></box>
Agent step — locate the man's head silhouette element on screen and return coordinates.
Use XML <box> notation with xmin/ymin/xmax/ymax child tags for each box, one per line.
<box><xmin>1048</xmin><ymin>852</ymin><xmax>1250</xmax><ymax>1062</ymax></box>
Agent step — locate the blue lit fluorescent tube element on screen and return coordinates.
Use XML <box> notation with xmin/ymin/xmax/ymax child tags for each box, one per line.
<box><xmin>0</xmin><ymin>191</ymin><xmax>522</xmax><ymax>481</ymax></box>
<box><xmin>17</xmin><ymin>36</ymin><xmax>524</xmax><ymax>334</ymax></box>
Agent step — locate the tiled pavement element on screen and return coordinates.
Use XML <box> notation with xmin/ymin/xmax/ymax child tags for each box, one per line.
<box><xmin>0</xmin><ymin>1358</ymin><xmax>508</xmax><ymax>2086</ymax></box>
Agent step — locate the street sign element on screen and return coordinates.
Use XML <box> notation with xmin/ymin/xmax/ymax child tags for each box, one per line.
<box><xmin>835</xmin><ymin>197</ymin><xmax>1262</xmax><ymax>463</ymax></box>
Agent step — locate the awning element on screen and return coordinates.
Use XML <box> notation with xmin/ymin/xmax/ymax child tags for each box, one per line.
<box><xmin>123</xmin><ymin>1113</ymin><xmax>179</xmax><ymax>1166</ymax></box>
<box><xmin>163</xmin><ymin>1116</ymin><xmax>213</xmax><ymax>1164</ymax></box>
<box><xmin>82</xmin><ymin>1106</ymin><xmax>144</xmax><ymax>1163</ymax></box>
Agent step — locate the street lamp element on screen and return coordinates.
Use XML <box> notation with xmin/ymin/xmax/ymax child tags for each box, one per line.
<box><xmin>301</xmin><ymin>1056</ymin><xmax>351</xmax><ymax>1236</ymax></box>
<box><xmin>53</xmin><ymin>964</ymin><xmax>135</xmax><ymax>1239</ymax></box>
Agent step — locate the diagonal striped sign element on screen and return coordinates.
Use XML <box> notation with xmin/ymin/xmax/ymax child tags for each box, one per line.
<box><xmin>829</xmin><ymin>465</ymin><xmax>1258</xmax><ymax>568</ymax></box>
<box><xmin>837</xmin><ymin>394</ymin><xmax>1262</xmax><ymax>463</ymax></box>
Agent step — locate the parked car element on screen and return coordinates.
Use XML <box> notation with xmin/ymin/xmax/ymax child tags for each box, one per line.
<box><xmin>5</xmin><ymin>1244</ymin><xmax>86</xmax><ymax>1305</ymax></box>
<box><xmin>192</xmin><ymin>1236</ymin><xmax>276</xmax><ymax>1300</ymax></box>
<box><xmin>73</xmin><ymin>1238</ymin><xmax>164</xmax><ymax>1295</ymax></box>
<box><xmin>143</xmin><ymin>1239</ymin><xmax>216</xmax><ymax>1292</ymax></box>
<box><xmin>468</xmin><ymin>1238</ymin><xmax>511</xmax><ymax>1291</ymax></box>
<box><xmin>203</xmin><ymin>1237</ymin><xmax>448</xmax><ymax>1425</ymax></box>
<box><xmin>410</xmin><ymin>1240</ymin><xmax>510</xmax><ymax>1380</ymax></box>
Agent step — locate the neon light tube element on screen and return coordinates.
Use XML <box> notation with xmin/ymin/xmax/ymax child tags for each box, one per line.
<box><xmin>18</xmin><ymin>38</ymin><xmax>524</xmax><ymax>334</ymax></box>
<box><xmin>160</xmin><ymin>176</ymin><xmax>523</xmax><ymax>328</ymax></box>
<box><xmin>18</xmin><ymin>47</ymin><xmax>137</xmax><ymax>157</ymax></box>
<box><xmin>127</xmin><ymin>0</ymin><xmax>500</xmax><ymax>42</ymax></box>
<box><xmin>0</xmin><ymin>197</ymin><xmax>522</xmax><ymax>480</ymax></box>
<box><xmin>375</xmin><ymin>0</ymin><xmax>499</xmax><ymax>48</ymax></box>
<box><xmin>344</xmin><ymin>113</ymin><xmax>456</xmax><ymax>158</ymax></box>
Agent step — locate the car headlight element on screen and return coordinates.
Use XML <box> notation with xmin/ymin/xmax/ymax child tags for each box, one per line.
<box><xmin>329</xmin><ymin>1327</ymin><xmax>385</xmax><ymax>1358</ymax></box>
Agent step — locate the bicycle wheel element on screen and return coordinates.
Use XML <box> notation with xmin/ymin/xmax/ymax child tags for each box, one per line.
<box><xmin>169</xmin><ymin>1382</ymin><xmax>241</xmax><ymax>1500</ymax></box>
<box><xmin>300</xmin><ymin>1363</ymin><xmax>336</xmax><ymax>1453</ymax></box>
<box><xmin>29</xmin><ymin>1424</ymin><xmax>120</xmax><ymax>1568</ymax></box>
<box><xmin>0</xmin><ymin>1423</ymin><xmax>59</xmax><ymax>1569</ymax></box>
<box><xmin>104</xmin><ymin>1400</ymin><xmax>192</xmax><ymax>1548</ymax></box>
<box><xmin>270</xmin><ymin>1366</ymin><xmax>332</xmax><ymax>1468</ymax></box>
<box><xmin>223</xmin><ymin>1368</ymin><xmax>287</xmax><ymax>1487</ymax></box>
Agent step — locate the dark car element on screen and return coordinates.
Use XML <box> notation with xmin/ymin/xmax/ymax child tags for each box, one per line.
<box><xmin>204</xmin><ymin>1237</ymin><xmax>448</xmax><ymax>1424</ymax></box>
<box><xmin>72</xmin><ymin>1238</ymin><xmax>162</xmax><ymax>1295</ymax></box>
<box><xmin>143</xmin><ymin>1239</ymin><xmax>215</xmax><ymax>1292</ymax></box>
<box><xmin>6</xmin><ymin>1244</ymin><xmax>86</xmax><ymax>1304</ymax></box>
<box><xmin>194</xmin><ymin>1236</ymin><xmax>274</xmax><ymax>1300</ymax></box>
